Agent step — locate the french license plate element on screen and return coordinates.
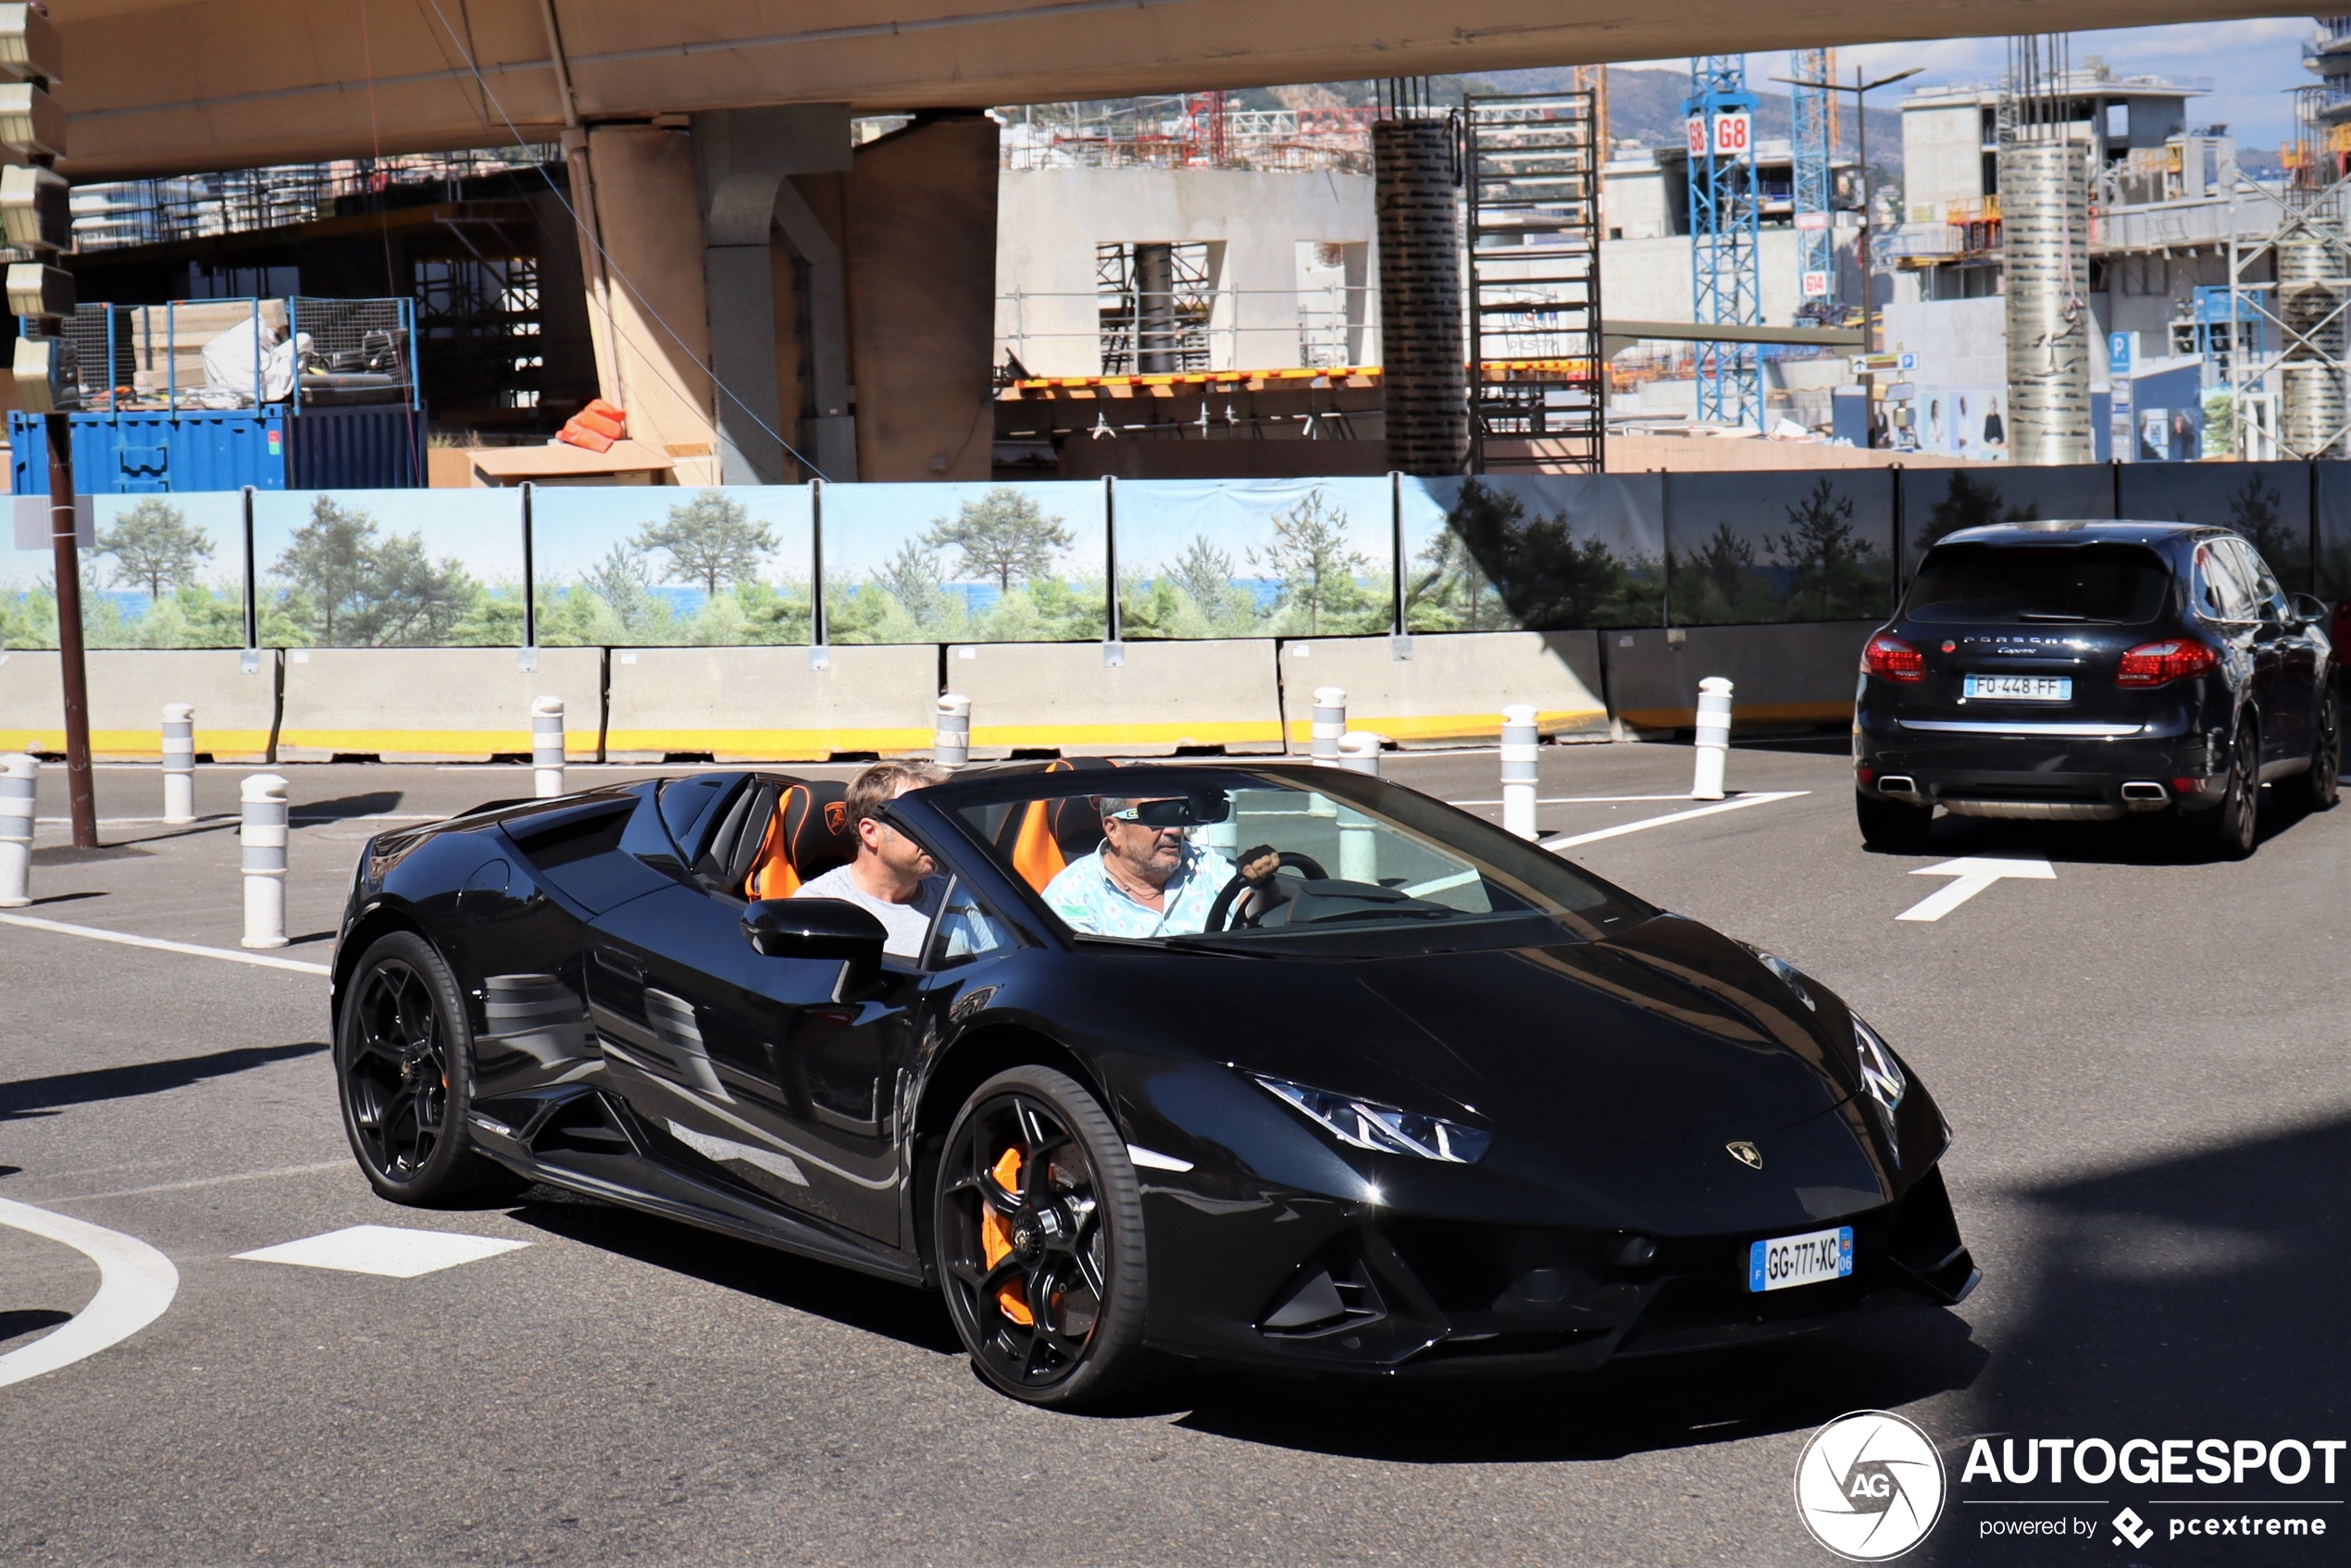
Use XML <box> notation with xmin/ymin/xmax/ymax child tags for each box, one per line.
<box><xmin>1964</xmin><ymin>674</ymin><xmax>2071</xmax><ymax>702</ymax></box>
<box><xmin>1748</xmin><ymin>1225</ymin><xmax>1854</xmax><ymax>1293</ymax></box>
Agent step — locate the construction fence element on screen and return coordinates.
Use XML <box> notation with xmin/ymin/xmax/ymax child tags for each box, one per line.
<box><xmin>10</xmin><ymin>462</ymin><xmax>2348</xmax><ymax>659</ymax></box>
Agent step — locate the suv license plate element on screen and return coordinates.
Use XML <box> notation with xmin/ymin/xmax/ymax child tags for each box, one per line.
<box><xmin>1964</xmin><ymin>675</ymin><xmax>2071</xmax><ymax>701</ymax></box>
<box><xmin>1748</xmin><ymin>1226</ymin><xmax>1854</xmax><ymax>1293</ymax></box>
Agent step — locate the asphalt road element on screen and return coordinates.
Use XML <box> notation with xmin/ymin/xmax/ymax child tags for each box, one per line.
<box><xmin>1</xmin><ymin>743</ymin><xmax>2345</xmax><ymax>1566</ymax></box>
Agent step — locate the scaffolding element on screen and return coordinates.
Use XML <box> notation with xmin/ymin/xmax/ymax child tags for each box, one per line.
<box><xmin>1790</xmin><ymin>48</ymin><xmax>1837</xmax><ymax>321</ymax></box>
<box><xmin>1684</xmin><ymin>56</ymin><xmax>1763</xmax><ymax>428</ymax></box>
<box><xmin>1464</xmin><ymin>90</ymin><xmax>1605</xmax><ymax>472</ymax></box>
<box><xmin>1095</xmin><ymin>241</ymin><xmax>1215</xmax><ymax>373</ymax></box>
<box><xmin>2225</xmin><ymin>136</ymin><xmax>2351</xmax><ymax>460</ymax></box>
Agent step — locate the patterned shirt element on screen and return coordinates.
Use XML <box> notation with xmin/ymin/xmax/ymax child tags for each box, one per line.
<box><xmin>1042</xmin><ymin>840</ymin><xmax>1238</xmax><ymax>939</ymax></box>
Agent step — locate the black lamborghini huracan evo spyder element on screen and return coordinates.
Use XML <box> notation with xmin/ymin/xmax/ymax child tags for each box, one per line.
<box><xmin>331</xmin><ymin>761</ymin><xmax>1976</xmax><ymax>1407</ymax></box>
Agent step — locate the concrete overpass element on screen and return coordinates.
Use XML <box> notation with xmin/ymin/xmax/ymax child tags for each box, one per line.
<box><xmin>36</xmin><ymin>1</ymin><xmax>2290</xmax><ymax>487</ymax></box>
<box><xmin>56</xmin><ymin>0</ymin><xmax>2290</xmax><ymax>181</ymax></box>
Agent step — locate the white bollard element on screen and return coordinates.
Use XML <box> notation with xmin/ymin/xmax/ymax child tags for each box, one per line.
<box><xmin>1336</xmin><ymin>731</ymin><xmax>1383</xmax><ymax>777</ymax></box>
<box><xmin>1501</xmin><ymin>704</ymin><xmax>1539</xmax><ymax>840</ymax></box>
<box><xmin>1691</xmin><ymin>676</ymin><xmax>1734</xmax><ymax>802</ymax></box>
<box><xmin>241</xmin><ymin>773</ymin><xmax>289</xmax><ymax>949</ymax></box>
<box><xmin>531</xmin><ymin>696</ymin><xmax>566</xmax><ymax>799</ymax></box>
<box><xmin>935</xmin><ymin>693</ymin><xmax>972</xmax><ymax>766</ymax></box>
<box><xmin>1311</xmin><ymin>687</ymin><xmax>1348</xmax><ymax>766</ymax></box>
<box><xmin>0</xmin><ymin>753</ymin><xmax>34</xmax><ymax>907</ymax></box>
<box><xmin>161</xmin><ymin>702</ymin><xmax>195</xmax><ymax>824</ymax></box>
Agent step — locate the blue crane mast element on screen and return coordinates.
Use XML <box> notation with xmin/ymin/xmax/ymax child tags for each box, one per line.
<box><xmin>1790</xmin><ymin>47</ymin><xmax>1837</xmax><ymax>323</ymax></box>
<box><xmin>1684</xmin><ymin>56</ymin><xmax>1762</xmax><ymax>427</ymax></box>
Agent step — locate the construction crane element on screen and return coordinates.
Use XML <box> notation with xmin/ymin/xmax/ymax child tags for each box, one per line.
<box><xmin>1790</xmin><ymin>47</ymin><xmax>1837</xmax><ymax>323</ymax></box>
<box><xmin>1684</xmin><ymin>55</ymin><xmax>1763</xmax><ymax>427</ymax></box>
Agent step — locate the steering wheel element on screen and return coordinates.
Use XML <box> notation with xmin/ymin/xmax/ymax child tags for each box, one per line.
<box><xmin>1204</xmin><ymin>850</ymin><xmax>1328</xmax><ymax>932</ymax></box>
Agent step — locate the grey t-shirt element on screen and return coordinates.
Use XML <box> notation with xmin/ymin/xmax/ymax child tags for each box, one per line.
<box><xmin>791</xmin><ymin>864</ymin><xmax>945</xmax><ymax>959</ymax></box>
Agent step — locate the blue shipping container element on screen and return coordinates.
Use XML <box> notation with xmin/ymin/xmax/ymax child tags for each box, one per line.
<box><xmin>9</xmin><ymin>404</ymin><xmax>426</xmax><ymax>494</ymax></box>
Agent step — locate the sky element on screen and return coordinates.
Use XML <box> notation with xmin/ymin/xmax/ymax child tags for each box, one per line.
<box><xmin>1624</xmin><ymin>16</ymin><xmax>2319</xmax><ymax>149</ymax></box>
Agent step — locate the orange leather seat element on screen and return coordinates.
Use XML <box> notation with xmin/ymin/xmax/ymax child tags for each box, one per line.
<box><xmin>743</xmin><ymin>780</ymin><xmax>854</xmax><ymax>900</ymax></box>
<box><xmin>998</xmin><ymin>758</ymin><xmax>1120</xmax><ymax>892</ymax></box>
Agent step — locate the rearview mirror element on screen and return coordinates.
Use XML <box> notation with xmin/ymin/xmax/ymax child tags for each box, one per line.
<box><xmin>1124</xmin><ymin>793</ymin><xmax>1230</xmax><ymax>828</ymax></box>
<box><xmin>743</xmin><ymin>898</ymin><xmax>887</xmax><ymax>998</ymax></box>
<box><xmin>2289</xmin><ymin>591</ymin><xmax>2329</xmax><ymax>628</ymax></box>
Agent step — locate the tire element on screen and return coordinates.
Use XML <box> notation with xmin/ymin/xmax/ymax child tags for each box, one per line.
<box><xmin>933</xmin><ymin>1065</ymin><xmax>1160</xmax><ymax>1409</ymax></box>
<box><xmin>335</xmin><ymin>930</ymin><xmax>524</xmax><ymax>1204</ymax></box>
<box><xmin>2294</xmin><ymin>691</ymin><xmax>2340</xmax><ymax>813</ymax></box>
<box><xmin>1857</xmin><ymin>790</ymin><xmax>1934</xmax><ymax>852</ymax></box>
<box><xmin>2195</xmin><ymin>716</ymin><xmax>2260</xmax><ymax>861</ymax></box>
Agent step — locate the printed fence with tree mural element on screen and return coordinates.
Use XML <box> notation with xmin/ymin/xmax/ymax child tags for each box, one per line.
<box><xmin>8</xmin><ymin>465</ymin><xmax>2351</xmax><ymax>652</ymax></box>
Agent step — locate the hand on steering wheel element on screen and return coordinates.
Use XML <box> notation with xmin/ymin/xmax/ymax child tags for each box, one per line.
<box><xmin>1204</xmin><ymin>848</ymin><xmax>1328</xmax><ymax>932</ymax></box>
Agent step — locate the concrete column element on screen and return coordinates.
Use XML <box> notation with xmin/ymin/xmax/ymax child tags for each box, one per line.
<box><xmin>695</xmin><ymin>106</ymin><xmax>856</xmax><ymax>484</ymax></box>
<box><xmin>848</xmin><ymin>113</ymin><xmax>1001</xmax><ymax>481</ymax></box>
<box><xmin>589</xmin><ymin>123</ymin><xmax>721</xmax><ymax>485</ymax></box>
<box><xmin>1375</xmin><ymin>118</ymin><xmax>1466</xmax><ymax>475</ymax></box>
<box><xmin>1999</xmin><ymin>139</ymin><xmax>2093</xmax><ymax>467</ymax></box>
<box><xmin>1135</xmin><ymin>241</ymin><xmax>1178</xmax><ymax>373</ymax></box>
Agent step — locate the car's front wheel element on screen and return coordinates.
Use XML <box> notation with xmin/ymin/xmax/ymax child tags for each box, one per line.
<box><xmin>1857</xmin><ymin>790</ymin><xmax>1934</xmax><ymax>852</ymax></box>
<box><xmin>934</xmin><ymin>1065</ymin><xmax>1157</xmax><ymax>1408</ymax></box>
<box><xmin>336</xmin><ymin>930</ymin><xmax>521</xmax><ymax>1203</ymax></box>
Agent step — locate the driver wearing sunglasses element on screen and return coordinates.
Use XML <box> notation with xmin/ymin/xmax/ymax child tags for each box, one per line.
<box><xmin>1042</xmin><ymin>794</ymin><xmax>1284</xmax><ymax>939</ymax></box>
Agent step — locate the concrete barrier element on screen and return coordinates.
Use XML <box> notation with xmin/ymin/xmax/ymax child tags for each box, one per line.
<box><xmin>1603</xmin><ymin>621</ymin><xmax>1878</xmax><ymax>732</ymax></box>
<box><xmin>0</xmin><ymin>649</ymin><xmax>278</xmax><ymax>761</ymax></box>
<box><xmin>1277</xmin><ymin>631</ymin><xmax>1610</xmax><ymax>750</ymax></box>
<box><xmin>603</xmin><ymin>644</ymin><xmax>938</xmax><ymax>762</ymax></box>
<box><xmin>277</xmin><ymin>647</ymin><xmax>604</xmax><ymax>762</ymax></box>
<box><xmin>951</xmin><ymin>639</ymin><xmax>1283</xmax><ymax>756</ymax></box>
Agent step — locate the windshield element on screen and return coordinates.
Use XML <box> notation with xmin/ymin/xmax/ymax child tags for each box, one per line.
<box><xmin>943</xmin><ymin>769</ymin><xmax>1642</xmax><ymax>951</ymax></box>
<box><xmin>1905</xmin><ymin>541</ymin><xmax>2171</xmax><ymax>625</ymax></box>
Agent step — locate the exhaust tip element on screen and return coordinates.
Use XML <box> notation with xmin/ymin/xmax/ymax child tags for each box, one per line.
<box><xmin>1878</xmin><ymin>775</ymin><xmax>1919</xmax><ymax>796</ymax></box>
<box><xmin>2120</xmin><ymin>780</ymin><xmax>2171</xmax><ymax>810</ymax></box>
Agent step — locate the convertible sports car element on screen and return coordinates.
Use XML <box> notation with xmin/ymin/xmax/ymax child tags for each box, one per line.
<box><xmin>330</xmin><ymin>761</ymin><xmax>1977</xmax><ymax>1407</ymax></box>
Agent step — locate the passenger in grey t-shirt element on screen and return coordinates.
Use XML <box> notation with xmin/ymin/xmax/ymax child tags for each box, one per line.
<box><xmin>791</xmin><ymin>863</ymin><xmax>945</xmax><ymax>959</ymax></box>
<box><xmin>787</xmin><ymin>760</ymin><xmax>955</xmax><ymax>960</ymax></box>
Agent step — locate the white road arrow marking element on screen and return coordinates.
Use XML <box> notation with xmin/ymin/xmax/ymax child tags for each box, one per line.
<box><xmin>1896</xmin><ymin>856</ymin><xmax>2056</xmax><ymax>922</ymax></box>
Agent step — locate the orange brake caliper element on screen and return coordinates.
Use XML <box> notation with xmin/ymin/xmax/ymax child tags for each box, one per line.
<box><xmin>978</xmin><ymin>1146</ymin><xmax>1034</xmax><ymax>1325</ymax></box>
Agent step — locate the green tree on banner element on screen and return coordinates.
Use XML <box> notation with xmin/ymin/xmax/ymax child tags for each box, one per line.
<box><xmin>634</xmin><ymin>492</ymin><xmax>777</xmax><ymax>595</ymax></box>
<box><xmin>924</xmin><ymin>487</ymin><xmax>1073</xmax><ymax>591</ymax></box>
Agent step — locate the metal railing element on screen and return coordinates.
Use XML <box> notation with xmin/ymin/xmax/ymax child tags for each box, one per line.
<box><xmin>997</xmin><ymin>284</ymin><xmax>1380</xmax><ymax>376</ymax></box>
<box><xmin>68</xmin><ymin>146</ymin><xmax>557</xmax><ymax>253</ymax></box>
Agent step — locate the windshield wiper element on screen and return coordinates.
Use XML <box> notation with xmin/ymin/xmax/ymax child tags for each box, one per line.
<box><xmin>1304</xmin><ymin>905</ymin><xmax>1456</xmax><ymax>923</ymax></box>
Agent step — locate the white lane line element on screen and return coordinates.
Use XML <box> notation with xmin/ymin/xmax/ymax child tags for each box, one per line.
<box><xmin>0</xmin><ymin>1195</ymin><xmax>180</xmax><ymax>1388</ymax></box>
<box><xmin>1451</xmin><ymin>793</ymin><xmax>1737</xmax><ymax>806</ymax></box>
<box><xmin>1541</xmin><ymin>791</ymin><xmax>1810</xmax><ymax>851</ymax></box>
<box><xmin>236</xmin><ymin>1225</ymin><xmax>529</xmax><ymax>1278</ymax></box>
<box><xmin>1896</xmin><ymin>856</ymin><xmax>2056</xmax><ymax>922</ymax></box>
<box><xmin>0</xmin><ymin>912</ymin><xmax>331</xmax><ymax>976</ymax></box>
<box><xmin>40</xmin><ymin>1161</ymin><xmax>351</xmax><ymax>1204</ymax></box>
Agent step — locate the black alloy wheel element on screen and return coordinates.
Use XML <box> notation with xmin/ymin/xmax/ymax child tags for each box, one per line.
<box><xmin>336</xmin><ymin>931</ymin><xmax>519</xmax><ymax>1203</ymax></box>
<box><xmin>2199</xmin><ymin>717</ymin><xmax>2261</xmax><ymax>861</ymax></box>
<box><xmin>1856</xmin><ymin>789</ymin><xmax>1934</xmax><ymax>852</ymax></box>
<box><xmin>934</xmin><ymin>1065</ymin><xmax>1155</xmax><ymax>1408</ymax></box>
<box><xmin>2296</xmin><ymin>692</ymin><xmax>2340</xmax><ymax>813</ymax></box>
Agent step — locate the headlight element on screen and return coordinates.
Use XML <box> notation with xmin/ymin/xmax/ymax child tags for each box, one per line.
<box><xmin>1852</xmin><ymin>1016</ymin><xmax>1907</xmax><ymax>1118</ymax></box>
<box><xmin>1251</xmin><ymin>1075</ymin><xmax>1494</xmax><ymax>1164</ymax></box>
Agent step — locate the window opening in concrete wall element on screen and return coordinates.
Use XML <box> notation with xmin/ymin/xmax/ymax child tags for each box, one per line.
<box><xmin>1294</xmin><ymin>240</ymin><xmax>1369</xmax><ymax>368</ymax></box>
<box><xmin>1097</xmin><ymin>241</ymin><xmax>1214</xmax><ymax>373</ymax></box>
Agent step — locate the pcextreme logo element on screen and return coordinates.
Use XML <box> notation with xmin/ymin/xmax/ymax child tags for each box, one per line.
<box><xmin>1795</xmin><ymin>1410</ymin><xmax>1949</xmax><ymax>1561</ymax></box>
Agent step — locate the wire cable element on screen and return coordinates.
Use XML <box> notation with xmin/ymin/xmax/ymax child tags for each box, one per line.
<box><xmin>418</xmin><ymin>0</ymin><xmax>832</xmax><ymax>480</ymax></box>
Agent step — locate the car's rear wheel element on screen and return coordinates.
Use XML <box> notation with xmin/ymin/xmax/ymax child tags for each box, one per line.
<box><xmin>336</xmin><ymin>930</ymin><xmax>522</xmax><ymax>1203</ymax></box>
<box><xmin>1856</xmin><ymin>790</ymin><xmax>1934</xmax><ymax>852</ymax></box>
<box><xmin>2294</xmin><ymin>691</ymin><xmax>2339</xmax><ymax>813</ymax></box>
<box><xmin>934</xmin><ymin>1065</ymin><xmax>1157</xmax><ymax>1408</ymax></box>
<box><xmin>2196</xmin><ymin>717</ymin><xmax>2261</xmax><ymax>861</ymax></box>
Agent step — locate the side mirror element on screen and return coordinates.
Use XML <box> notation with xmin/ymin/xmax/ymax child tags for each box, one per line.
<box><xmin>743</xmin><ymin>898</ymin><xmax>888</xmax><ymax>999</ymax></box>
<box><xmin>2289</xmin><ymin>591</ymin><xmax>2329</xmax><ymax>629</ymax></box>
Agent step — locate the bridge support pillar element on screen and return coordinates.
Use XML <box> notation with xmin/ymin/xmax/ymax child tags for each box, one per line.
<box><xmin>586</xmin><ymin>123</ymin><xmax>722</xmax><ymax>484</ymax></box>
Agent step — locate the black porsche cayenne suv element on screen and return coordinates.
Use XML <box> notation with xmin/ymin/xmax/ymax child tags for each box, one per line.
<box><xmin>1854</xmin><ymin>520</ymin><xmax>2339</xmax><ymax>859</ymax></box>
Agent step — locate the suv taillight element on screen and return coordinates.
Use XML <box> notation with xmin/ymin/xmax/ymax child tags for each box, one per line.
<box><xmin>2116</xmin><ymin>639</ymin><xmax>2220</xmax><ymax>687</ymax></box>
<box><xmin>1862</xmin><ymin>634</ymin><xmax>1924</xmax><ymax>682</ymax></box>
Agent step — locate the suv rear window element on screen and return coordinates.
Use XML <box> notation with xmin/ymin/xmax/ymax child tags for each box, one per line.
<box><xmin>1906</xmin><ymin>542</ymin><xmax>2171</xmax><ymax>625</ymax></box>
